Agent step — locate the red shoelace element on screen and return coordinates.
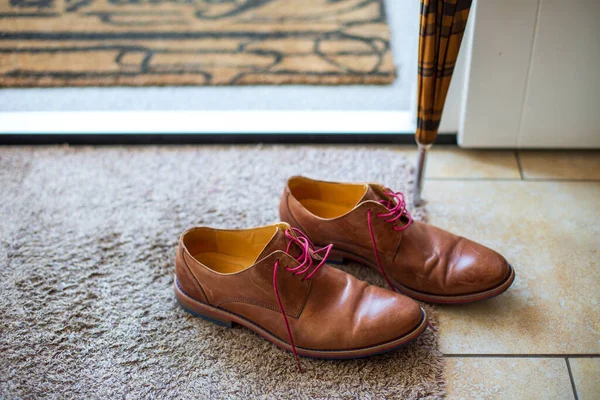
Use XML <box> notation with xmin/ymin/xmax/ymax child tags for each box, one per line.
<box><xmin>273</xmin><ymin>228</ymin><xmax>333</xmax><ymax>372</ymax></box>
<box><xmin>367</xmin><ymin>189</ymin><xmax>413</xmax><ymax>293</ymax></box>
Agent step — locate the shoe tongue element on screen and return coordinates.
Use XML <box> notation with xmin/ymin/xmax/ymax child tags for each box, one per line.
<box><xmin>254</xmin><ymin>226</ymin><xmax>296</xmax><ymax>263</ymax></box>
<box><xmin>358</xmin><ymin>184</ymin><xmax>385</xmax><ymax>204</ymax></box>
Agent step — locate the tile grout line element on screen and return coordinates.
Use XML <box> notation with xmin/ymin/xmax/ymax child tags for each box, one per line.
<box><xmin>427</xmin><ymin>178</ymin><xmax>522</xmax><ymax>182</ymax></box>
<box><xmin>523</xmin><ymin>178</ymin><xmax>600</xmax><ymax>182</ymax></box>
<box><xmin>515</xmin><ymin>150</ymin><xmax>525</xmax><ymax>180</ymax></box>
<box><xmin>443</xmin><ymin>354</ymin><xmax>600</xmax><ymax>358</ymax></box>
<box><xmin>565</xmin><ymin>358</ymin><xmax>579</xmax><ymax>400</ymax></box>
<box><xmin>425</xmin><ymin>177</ymin><xmax>600</xmax><ymax>182</ymax></box>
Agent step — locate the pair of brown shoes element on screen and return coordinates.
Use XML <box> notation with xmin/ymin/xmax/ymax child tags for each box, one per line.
<box><xmin>175</xmin><ymin>176</ymin><xmax>515</xmax><ymax>370</ymax></box>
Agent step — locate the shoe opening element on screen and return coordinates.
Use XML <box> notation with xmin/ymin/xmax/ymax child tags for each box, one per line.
<box><xmin>288</xmin><ymin>176</ymin><xmax>368</xmax><ymax>219</ymax></box>
<box><xmin>182</xmin><ymin>224</ymin><xmax>284</xmax><ymax>274</ymax></box>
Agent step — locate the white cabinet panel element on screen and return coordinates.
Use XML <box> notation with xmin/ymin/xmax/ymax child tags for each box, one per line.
<box><xmin>459</xmin><ymin>0</ymin><xmax>540</xmax><ymax>147</ymax></box>
<box><xmin>519</xmin><ymin>0</ymin><xmax>600</xmax><ymax>148</ymax></box>
<box><xmin>460</xmin><ymin>0</ymin><xmax>600</xmax><ymax>148</ymax></box>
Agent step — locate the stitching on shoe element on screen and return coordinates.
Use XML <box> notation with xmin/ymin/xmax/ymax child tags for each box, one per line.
<box><xmin>181</xmin><ymin>248</ymin><xmax>210</xmax><ymax>304</ymax></box>
<box><xmin>216</xmin><ymin>298</ymin><xmax>301</xmax><ymax>318</ymax></box>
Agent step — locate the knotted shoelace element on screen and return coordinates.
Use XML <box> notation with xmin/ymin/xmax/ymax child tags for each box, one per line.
<box><xmin>367</xmin><ymin>189</ymin><xmax>413</xmax><ymax>293</ymax></box>
<box><xmin>273</xmin><ymin>228</ymin><xmax>333</xmax><ymax>372</ymax></box>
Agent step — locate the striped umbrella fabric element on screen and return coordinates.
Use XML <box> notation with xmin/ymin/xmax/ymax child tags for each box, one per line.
<box><xmin>417</xmin><ymin>0</ymin><xmax>473</xmax><ymax>145</ymax></box>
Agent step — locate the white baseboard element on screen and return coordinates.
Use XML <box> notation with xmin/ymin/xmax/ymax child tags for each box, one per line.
<box><xmin>0</xmin><ymin>110</ymin><xmax>416</xmax><ymax>134</ymax></box>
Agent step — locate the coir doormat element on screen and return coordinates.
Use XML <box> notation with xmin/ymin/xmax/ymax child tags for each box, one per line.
<box><xmin>0</xmin><ymin>0</ymin><xmax>396</xmax><ymax>87</ymax></box>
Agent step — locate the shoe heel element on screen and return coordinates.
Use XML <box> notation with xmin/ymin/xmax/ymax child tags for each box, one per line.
<box><xmin>174</xmin><ymin>278</ymin><xmax>234</xmax><ymax>328</ymax></box>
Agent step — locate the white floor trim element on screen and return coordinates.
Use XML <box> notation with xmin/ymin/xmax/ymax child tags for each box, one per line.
<box><xmin>0</xmin><ymin>111</ymin><xmax>415</xmax><ymax>134</ymax></box>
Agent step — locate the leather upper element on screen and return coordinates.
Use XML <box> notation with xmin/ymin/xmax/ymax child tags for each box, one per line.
<box><xmin>279</xmin><ymin>176</ymin><xmax>511</xmax><ymax>297</ymax></box>
<box><xmin>175</xmin><ymin>223</ymin><xmax>423</xmax><ymax>350</ymax></box>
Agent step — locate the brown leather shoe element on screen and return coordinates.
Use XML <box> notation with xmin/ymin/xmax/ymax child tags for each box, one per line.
<box><xmin>279</xmin><ymin>176</ymin><xmax>515</xmax><ymax>304</ymax></box>
<box><xmin>174</xmin><ymin>223</ymin><xmax>427</xmax><ymax>370</ymax></box>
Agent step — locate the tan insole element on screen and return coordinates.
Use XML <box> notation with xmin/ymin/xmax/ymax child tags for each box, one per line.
<box><xmin>193</xmin><ymin>252</ymin><xmax>256</xmax><ymax>274</ymax></box>
<box><xmin>300</xmin><ymin>198</ymin><xmax>354</xmax><ymax>219</ymax></box>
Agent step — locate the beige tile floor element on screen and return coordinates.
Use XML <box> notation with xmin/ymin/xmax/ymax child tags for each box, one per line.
<box><xmin>407</xmin><ymin>147</ymin><xmax>600</xmax><ymax>399</ymax></box>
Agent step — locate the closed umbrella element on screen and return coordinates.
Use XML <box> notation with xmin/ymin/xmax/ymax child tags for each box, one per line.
<box><xmin>413</xmin><ymin>0</ymin><xmax>473</xmax><ymax>205</ymax></box>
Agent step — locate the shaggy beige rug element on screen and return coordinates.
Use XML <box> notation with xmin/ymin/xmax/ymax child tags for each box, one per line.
<box><xmin>0</xmin><ymin>145</ymin><xmax>444</xmax><ymax>399</ymax></box>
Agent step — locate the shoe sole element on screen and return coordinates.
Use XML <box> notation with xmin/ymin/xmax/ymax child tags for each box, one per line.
<box><xmin>328</xmin><ymin>248</ymin><xmax>516</xmax><ymax>304</ymax></box>
<box><xmin>174</xmin><ymin>277</ymin><xmax>428</xmax><ymax>360</ymax></box>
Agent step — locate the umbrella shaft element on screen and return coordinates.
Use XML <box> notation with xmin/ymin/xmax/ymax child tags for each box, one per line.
<box><xmin>413</xmin><ymin>143</ymin><xmax>431</xmax><ymax>207</ymax></box>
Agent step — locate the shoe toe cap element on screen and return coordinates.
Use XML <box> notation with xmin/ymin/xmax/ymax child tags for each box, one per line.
<box><xmin>448</xmin><ymin>239</ymin><xmax>512</xmax><ymax>295</ymax></box>
<box><xmin>354</xmin><ymin>285</ymin><xmax>425</xmax><ymax>345</ymax></box>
